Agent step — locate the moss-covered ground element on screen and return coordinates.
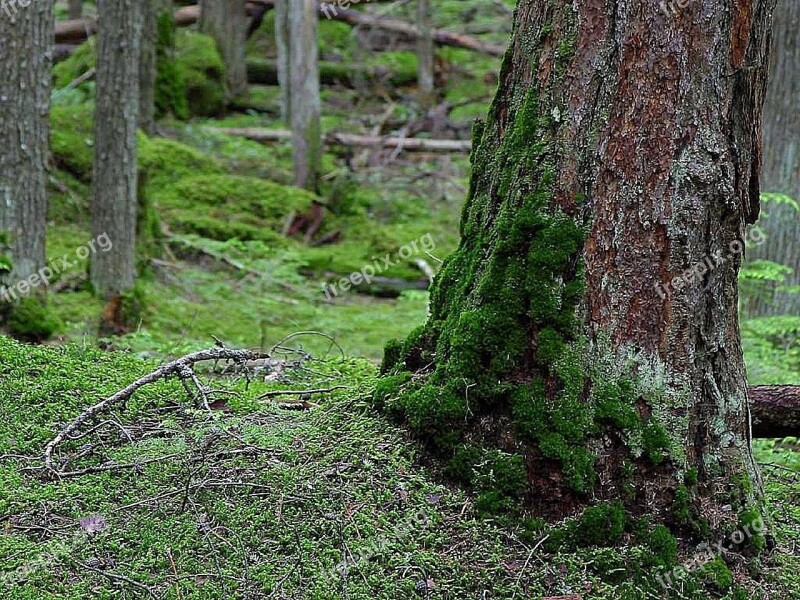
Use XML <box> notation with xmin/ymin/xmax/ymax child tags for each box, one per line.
<box><xmin>2</xmin><ymin>1</ymin><xmax>799</xmax><ymax>597</ymax></box>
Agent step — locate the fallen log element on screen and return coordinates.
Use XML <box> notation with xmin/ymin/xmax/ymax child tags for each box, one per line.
<box><xmin>319</xmin><ymin>5</ymin><xmax>506</xmax><ymax>57</ymax></box>
<box><xmin>209</xmin><ymin>127</ymin><xmax>472</xmax><ymax>153</ymax></box>
<box><xmin>749</xmin><ymin>385</ymin><xmax>800</xmax><ymax>439</ymax></box>
<box><xmin>246</xmin><ymin>58</ymin><xmax>418</xmax><ymax>88</ymax></box>
<box><xmin>55</xmin><ymin>2</ymin><xmax>504</xmax><ymax>58</ymax></box>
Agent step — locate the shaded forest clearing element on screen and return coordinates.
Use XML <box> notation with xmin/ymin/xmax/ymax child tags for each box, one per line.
<box><xmin>1</xmin><ymin>0</ymin><xmax>800</xmax><ymax>599</ymax></box>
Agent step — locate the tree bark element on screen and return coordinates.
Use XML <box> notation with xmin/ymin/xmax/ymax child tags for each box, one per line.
<box><xmin>139</xmin><ymin>0</ymin><xmax>161</xmax><ymax>135</ymax></box>
<box><xmin>68</xmin><ymin>0</ymin><xmax>83</xmax><ymax>20</ymax></box>
<box><xmin>91</xmin><ymin>0</ymin><xmax>144</xmax><ymax>298</ymax></box>
<box><xmin>273</xmin><ymin>0</ymin><xmax>290</xmax><ymax>122</ymax></box>
<box><xmin>749</xmin><ymin>386</ymin><xmax>800</xmax><ymax>439</ymax></box>
<box><xmin>416</xmin><ymin>0</ymin><xmax>435</xmax><ymax>109</ymax></box>
<box><xmin>745</xmin><ymin>0</ymin><xmax>800</xmax><ymax>317</ymax></box>
<box><xmin>0</xmin><ymin>0</ymin><xmax>54</xmax><ymax>290</ymax></box>
<box><xmin>199</xmin><ymin>0</ymin><xmax>249</xmax><ymax>99</ymax></box>
<box><xmin>378</xmin><ymin>0</ymin><xmax>777</xmax><ymax>535</ymax></box>
<box><xmin>282</xmin><ymin>0</ymin><xmax>321</xmax><ymax>191</ymax></box>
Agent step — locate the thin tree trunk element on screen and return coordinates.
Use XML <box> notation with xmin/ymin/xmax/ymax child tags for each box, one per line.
<box><xmin>746</xmin><ymin>0</ymin><xmax>800</xmax><ymax>317</ymax></box>
<box><xmin>284</xmin><ymin>0</ymin><xmax>321</xmax><ymax>191</ymax></box>
<box><xmin>68</xmin><ymin>0</ymin><xmax>82</xmax><ymax>20</ymax></box>
<box><xmin>416</xmin><ymin>0</ymin><xmax>435</xmax><ymax>109</ymax></box>
<box><xmin>0</xmin><ymin>0</ymin><xmax>54</xmax><ymax>290</ymax></box>
<box><xmin>274</xmin><ymin>0</ymin><xmax>290</xmax><ymax>122</ymax></box>
<box><xmin>199</xmin><ymin>0</ymin><xmax>249</xmax><ymax>99</ymax></box>
<box><xmin>139</xmin><ymin>0</ymin><xmax>161</xmax><ymax>135</ymax></box>
<box><xmin>91</xmin><ymin>0</ymin><xmax>144</xmax><ymax>298</ymax></box>
<box><xmin>378</xmin><ymin>0</ymin><xmax>776</xmax><ymax>535</ymax></box>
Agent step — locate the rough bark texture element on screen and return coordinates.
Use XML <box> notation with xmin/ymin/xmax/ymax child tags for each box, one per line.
<box><xmin>91</xmin><ymin>0</ymin><xmax>144</xmax><ymax>298</ymax></box>
<box><xmin>283</xmin><ymin>0</ymin><xmax>321</xmax><ymax>191</ymax></box>
<box><xmin>274</xmin><ymin>0</ymin><xmax>290</xmax><ymax>122</ymax></box>
<box><xmin>749</xmin><ymin>385</ymin><xmax>800</xmax><ymax>438</ymax></box>
<box><xmin>378</xmin><ymin>0</ymin><xmax>776</xmax><ymax>535</ymax></box>
<box><xmin>745</xmin><ymin>0</ymin><xmax>800</xmax><ymax>316</ymax></box>
<box><xmin>416</xmin><ymin>0</ymin><xmax>435</xmax><ymax>109</ymax></box>
<box><xmin>0</xmin><ymin>0</ymin><xmax>54</xmax><ymax>287</ymax></box>
<box><xmin>68</xmin><ymin>0</ymin><xmax>82</xmax><ymax>20</ymax></box>
<box><xmin>200</xmin><ymin>0</ymin><xmax>249</xmax><ymax>99</ymax></box>
<box><xmin>139</xmin><ymin>0</ymin><xmax>160</xmax><ymax>135</ymax></box>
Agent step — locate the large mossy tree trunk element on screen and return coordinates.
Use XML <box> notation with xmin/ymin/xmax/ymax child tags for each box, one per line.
<box><xmin>199</xmin><ymin>0</ymin><xmax>249</xmax><ymax>99</ymax></box>
<box><xmin>379</xmin><ymin>0</ymin><xmax>775</xmax><ymax>534</ymax></box>
<box><xmin>91</xmin><ymin>0</ymin><xmax>144</xmax><ymax>298</ymax></box>
<box><xmin>0</xmin><ymin>0</ymin><xmax>54</xmax><ymax>287</ymax></box>
<box><xmin>745</xmin><ymin>0</ymin><xmax>800</xmax><ymax>317</ymax></box>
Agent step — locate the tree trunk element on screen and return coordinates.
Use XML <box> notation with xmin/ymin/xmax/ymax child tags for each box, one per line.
<box><xmin>139</xmin><ymin>0</ymin><xmax>160</xmax><ymax>135</ymax></box>
<box><xmin>274</xmin><ymin>0</ymin><xmax>290</xmax><ymax>122</ymax></box>
<box><xmin>199</xmin><ymin>0</ymin><xmax>249</xmax><ymax>99</ymax></box>
<box><xmin>0</xmin><ymin>0</ymin><xmax>54</xmax><ymax>291</ymax></box>
<box><xmin>745</xmin><ymin>0</ymin><xmax>800</xmax><ymax>317</ymax></box>
<box><xmin>416</xmin><ymin>0</ymin><xmax>435</xmax><ymax>109</ymax></box>
<box><xmin>91</xmin><ymin>0</ymin><xmax>144</xmax><ymax>298</ymax></box>
<box><xmin>282</xmin><ymin>0</ymin><xmax>321</xmax><ymax>191</ymax></box>
<box><xmin>68</xmin><ymin>0</ymin><xmax>82</xmax><ymax>20</ymax></box>
<box><xmin>378</xmin><ymin>0</ymin><xmax>776</xmax><ymax>536</ymax></box>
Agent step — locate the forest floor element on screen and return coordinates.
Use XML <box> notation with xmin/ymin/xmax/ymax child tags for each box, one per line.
<box><xmin>1</xmin><ymin>1</ymin><xmax>799</xmax><ymax>598</ymax></box>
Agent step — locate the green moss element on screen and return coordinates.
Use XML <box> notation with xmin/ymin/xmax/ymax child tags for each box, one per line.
<box><xmin>175</xmin><ymin>30</ymin><xmax>226</xmax><ymax>117</ymax></box>
<box><xmin>738</xmin><ymin>508</ymin><xmax>766</xmax><ymax>552</ymax></box>
<box><xmin>372</xmin><ymin>371</ymin><xmax>412</xmax><ymax>411</ymax></box>
<box><xmin>50</xmin><ymin>104</ymin><xmax>95</xmax><ymax>181</ymax></box>
<box><xmin>138</xmin><ymin>135</ymin><xmax>223</xmax><ymax>189</ymax></box>
<box><xmin>642</xmin><ymin>419</ymin><xmax>671</xmax><ymax>464</ymax></box>
<box><xmin>647</xmin><ymin>524</ymin><xmax>678</xmax><ymax>568</ymax></box>
<box><xmin>152</xmin><ymin>174</ymin><xmax>318</xmax><ymax>243</ymax></box>
<box><xmin>53</xmin><ymin>38</ymin><xmax>96</xmax><ymax>91</ymax></box>
<box><xmin>571</xmin><ymin>501</ymin><xmax>626</xmax><ymax>547</ymax></box>
<box><xmin>5</xmin><ymin>297</ymin><xmax>61</xmax><ymax>342</ymax></box>
<box><xmin>674</xmin><ymin>485</ymin><xmax>692</xmax><ymax>526</ymax></box>
<box><xmin>155</xmin><ymin>9</ymin><xmax>189</xmax><ymax>120</ymax></box>
<box><xmin>701</xmin><ymin>557</ymin><xmax>734</xmax><ymax>591</ymax></box>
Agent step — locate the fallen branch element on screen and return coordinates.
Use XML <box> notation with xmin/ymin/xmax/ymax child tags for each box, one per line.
<box><xmin>55</xmin><ymin>2</ymin><xmax>504</xmax><ymax>57</ymax></box>
<box><xmin>43</xmin><ymin>347</ymin><xmax>270</xmax><ymax>475</ymax></box>
<box><xmin>246</xmin><ymin>58</ymin><xmax>418</xmax><ymax>88</ymax></box>
<box><xmin>749</xmin><ymin>385</ymin><xmax>800</xmax><ymax>439</ymax></box>
<box><xmin>210</xmin><ymin>127</ymin><xmax>472</xmax><ymax>153</ymax></box>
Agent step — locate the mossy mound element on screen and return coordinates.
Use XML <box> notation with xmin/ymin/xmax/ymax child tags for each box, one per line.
<box><xmin>138</xmin><ymin>134</ymin><xmax>223</xmax><ymax>189</ymax></box>
<box><xmin>151</xmin><ymin>174</ymin><xmax>319</xmax><ymax>245</ymax></box>
<box><xmin>51</xmin><ymin>30</ymin><xmax>225</xmax><ymax>119</ymax></box>
<box><xmin>3</xmin><ymin>297</ymin><xmax>61</xmax><ymax>343</ymax></box>
<box><xmin>50</xmin><ymin>103</ymin><xmax>95</xmax><ymax>182</ymax></box>
<box><xmin>174</xmin><ymin>30</ymin><xmax>226</xmax><ymax>117</ymax></box>
<box><xmin>53</xmin><ymin>38</ymin><xmax>96</xmax><ymax>92</ymax></box>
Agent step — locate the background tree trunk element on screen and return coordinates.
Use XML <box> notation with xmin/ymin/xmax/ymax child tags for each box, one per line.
<box><xmin>68</xmin><ymin>0</ymin><xmax>82</xmax><ymax>20</ymax></box>
<box><xmin>139</xmin><ymin>0</ymin><xmax>162</xmax><ymax>135</ymax></box>
<box><xmin>416</xmin><ymin>0</ymin><xmax>435</xmax><ymax>109</ymax></box>
<box><xmin>274</xmin><ymin>0</ymin><xmax>290</xmax><ymax>122</ymax></box>
<box><xmin>199</xmin><ymin>0</ymin><xmax>249</xmax><ymax>99</ymax></box>
<box><xmin>0</xmin><ymin>0</ymin><xmax>54</xmax><ymax>288</ymax></box>
<box><xmin>379</xmin><ymin>0</ymin><xmax>776</xmax><ymax>530</ymax></box>
<box><xmin>285</xmin><ymin>0</ymin><xmax>321</xmax><ymax>191</ymax></box>
<box><xmin>745</xmin><ymin>0</ymin><xmax>800</xmax><ymax>317</ymax></box>
<box><xmin>91</xmin><ymin>0</ymin><xmax>144</xmax><ymax>298</ymax></box>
